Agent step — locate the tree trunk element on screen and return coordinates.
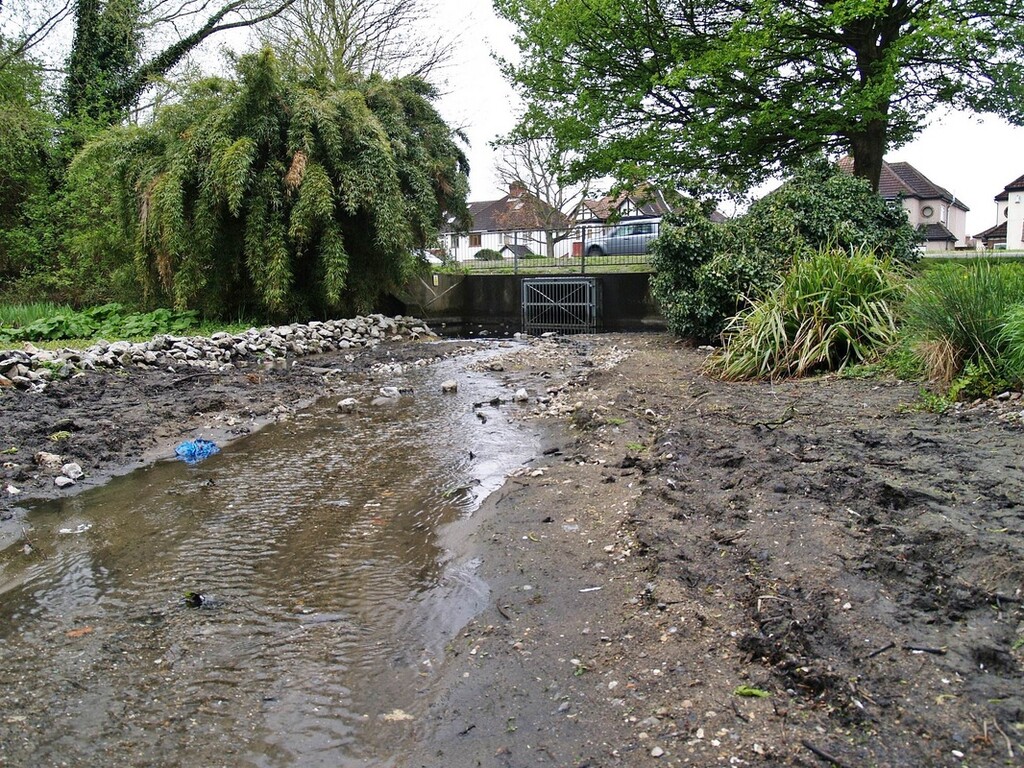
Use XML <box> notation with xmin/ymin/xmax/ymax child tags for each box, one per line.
<box><xmin>848</xmin><ymin>117</ymin><xmax>887</xmax><ymax>193</ymax></box>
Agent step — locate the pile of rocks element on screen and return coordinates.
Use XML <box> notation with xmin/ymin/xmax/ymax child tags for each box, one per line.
<box><xmin>0</xmin><ymin>314</ymin><xmax>435</xmax><ymax>391</ymax></box>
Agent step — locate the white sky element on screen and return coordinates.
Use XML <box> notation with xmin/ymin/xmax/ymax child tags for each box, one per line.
<box><xmin>426</xmin><ymin>0</ymin><xmax>1024</xmax><ymax>237</ymax></box>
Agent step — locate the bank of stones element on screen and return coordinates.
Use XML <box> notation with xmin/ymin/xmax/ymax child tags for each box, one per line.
<box><xmin>0</xmin><ymin>315</ymin><xmax>435</xmax><ymax>391</ymax></box>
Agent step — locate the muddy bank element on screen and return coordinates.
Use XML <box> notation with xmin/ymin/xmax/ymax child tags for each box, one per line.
<box><xmin>2</xmin><ymin>331</ymin><xmax>1022</xmax><ymax>767</ymax></box>
<box><xmin>396</xmin><ymin>334</ymin><xmax>1024</xmax><ymax>767</ymax></box>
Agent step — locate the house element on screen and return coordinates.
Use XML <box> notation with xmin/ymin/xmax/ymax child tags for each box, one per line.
<box><xmin>838</xmin><ymin>158</ymin><xmax>969</xmax><ymax>251</ymax></box>
<box><xmin>579</xmin><ymin>186</ymin><xmax>680</xmax><ymax>225</ymax></box>
<box><xmin>975</xmin><ymin>174</ymin><xmax>1024</xmax><ymax>251</ymax></box>
<box><xmin>443</xmin><ymin>182</ymin><xmax>573</xmax><ymax>261</ymax></box>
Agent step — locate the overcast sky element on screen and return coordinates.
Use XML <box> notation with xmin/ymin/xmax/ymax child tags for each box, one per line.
<box><xmin>428</xmin><ymin>0</ymin><xmax>1024</xmax><ymax>237</ymax></box>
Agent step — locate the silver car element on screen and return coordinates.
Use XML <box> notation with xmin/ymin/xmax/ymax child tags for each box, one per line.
<box><xmin>585</xmin><ymin>220</ymin><xmax>659</xmax><ymax>257</ymax></box>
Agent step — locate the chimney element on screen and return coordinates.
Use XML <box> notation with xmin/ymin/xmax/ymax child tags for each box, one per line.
<box><xmin>509</xmin><ymin>181</ymin><xmax>527</xmax><ymax>197</ymax></box>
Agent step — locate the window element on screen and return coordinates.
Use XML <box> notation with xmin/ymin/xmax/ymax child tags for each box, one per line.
<box><xmin>450</xmin><ymin>233</ymin><xmax>458</xmax><ymax>250</ymax></box>
<box><xmin>469</xmin><ymin>232</ymin><xmax>482</xmax><ymax>248</ymax></box>
<box><xmin>921</xmin><ymin>205</ymin><xmax>934</xmax><ymax>218</ymax></box>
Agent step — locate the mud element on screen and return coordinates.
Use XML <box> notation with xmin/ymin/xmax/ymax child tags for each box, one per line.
<box><xmin>2</xmin><ymin>332</ymin><xmax>1022</xmax><ymax>767</ymax></box>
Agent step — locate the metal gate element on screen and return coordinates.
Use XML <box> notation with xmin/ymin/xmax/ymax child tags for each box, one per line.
<box><xmin>521</xmin><ymin>277</ymin><xmax>601</xmax><ymax>335</ymax></box>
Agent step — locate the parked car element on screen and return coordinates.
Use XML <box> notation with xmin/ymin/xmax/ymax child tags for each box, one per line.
<box><xmin>586</xmin><ymin>220</ymin><xmax>659</xmax><ymax>257</ymax></box>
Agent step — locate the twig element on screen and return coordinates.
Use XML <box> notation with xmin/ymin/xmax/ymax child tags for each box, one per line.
<box><xmin>801</xmin><ymin>739</ymin><xmax>853</xmax><ymax>768</ymax></box>
<box><xmin>865</xmin><ymin>641</ymin><xmax>895</xmax><ymax>659</ymax></box>
<box><xmin>903</xmin><ymin>644</ymin><xmax>947</xmax><ymax>655</ymax></box>
<box><xmin>495</xmin><ymin>602</ymin><xmax>512</xmax><ymax>621</ymax></box>
<box><xmin>991</xmin><ymin>719</ymin><xmax>1015</xmax><ymax>760</ymax></box>
<box><xmin>171</xmin><ymin>371</ymin><xmax>226</xmax><ymax>386</ymax></box>
<box><xmin>731</xmin><ymin>700</ymin><xmax>750</xmax><ymax>723</ymax></box>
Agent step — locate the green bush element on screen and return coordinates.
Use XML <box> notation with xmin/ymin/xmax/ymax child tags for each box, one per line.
<box><xmin>903</xmin><ymin>259</ymin><xmax>1024</xmax><ymax>391</ymax></box>
<box><xmin>708</xmin><ymin>246</ymin><xmax>906</xmax><ymax>380</ymax></box>
<box><xmin>0</xmin><ymin>303</ymin><xmax>199</xmax><ymax>343</ymax></box>
<box><xmin>474</xmin><ymin>248</ymin><xmax>501</xmax><ymax>260</ymax></box>
<box><xmin>650</xmin><ymin>157</ymin><xmax>921</xmax><ymax>342</ymax></box>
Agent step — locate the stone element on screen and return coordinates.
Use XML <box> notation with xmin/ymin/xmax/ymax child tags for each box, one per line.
<box><xmin>54</xmin><ymin>476</ymin><xmax>75</xmax><ymax>488</ymax></box>
<box><xmin>514</xmin><ymin>388</ymin><xmax>529</xmax><ymax>402</ymax></box>
<box><xmin>337</xmin><ymin>397</ymin><xmax>359</xmax><ymax>413</ymax></box>
<box><xmin>34</xmin><ymin>451</ymin><xmax>63</xmax><ymax>468</ymax></box>
<box><xmin>441</xmin><ymin>379</ymin><xmax>458</xmax><ymax>393</ymax></box>
<box><xmin>379</xmin><ymin>386</ymin><xmax>402</xmax><ymax>399</ymax></box>
<box><xmin>61</xmin><ymin>463</ymin><xmax>85</xmax><ymax>480</ymax></box>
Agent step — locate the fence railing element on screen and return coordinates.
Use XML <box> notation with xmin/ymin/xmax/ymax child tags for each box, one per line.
<box><xmin>437</xmin><ymin>221</ymin><xmax>662</xmax><ymax>274</ymax></box>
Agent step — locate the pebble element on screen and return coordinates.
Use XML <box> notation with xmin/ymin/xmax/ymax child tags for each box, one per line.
<box><xmin>650</xmin><ymin>746</ymin><xmax>664</xmax><ymax>757</ymax></box>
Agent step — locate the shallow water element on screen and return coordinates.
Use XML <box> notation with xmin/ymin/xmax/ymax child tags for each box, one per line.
<box><xmin>0</xmin><ymin>349</ymin><xmax>542</xmax><ymax>767</ymax></box>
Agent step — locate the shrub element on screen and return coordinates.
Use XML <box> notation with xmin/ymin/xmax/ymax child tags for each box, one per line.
<box><xmin>903</xmin><ymin>260</ymin><xmax>1024</xmax><ymax>391</ymax></box>
<box><xmin>650</xmin><ymin>157</ymin><xmax>921</xmax><ymax>343</ymax></box>
<box><xmin>474</xmin><ymin>248</ymin><xmax>501</xmax><ymax>260</ymax></box>
<box><xmin>708</xmin><ymin>246</ymin><xmax>906</xmax><ymax>380</ymax></box>
<box><xmin>0</xmin><ymin>303</ymin><xmax>199</xmax><ymax>343</ymax></box>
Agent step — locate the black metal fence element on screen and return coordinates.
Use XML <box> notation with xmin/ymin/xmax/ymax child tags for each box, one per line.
<box><xmin>439</xmin><ymin>221</ymin><xmax>662</xmax><ymax>274</ymax></box>
<box><xmin>521</xmin><ymin>277</ymin><xmax>601</xmax><ymax>334</ymax></box>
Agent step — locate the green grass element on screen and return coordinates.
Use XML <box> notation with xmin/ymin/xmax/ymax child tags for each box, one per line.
<box><xmin>902</xmin><ymin>259</ymin><xmax>1024</xmax><ymax>387</ymax></box>
<box><xmin>0</xmin><ymin>302</ymin><xmax>74</xmax><ymax>328</ymax></box>
<box><xmin>454</xmin><ymin>254</ymin><xmax>652</xmax><ymax>275</ymax></box>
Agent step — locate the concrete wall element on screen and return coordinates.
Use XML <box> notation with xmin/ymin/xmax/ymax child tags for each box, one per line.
<box><xmin>396</xmin><ymin>272</ymin><xmax>664</xmax><ymax>333</ymax></box>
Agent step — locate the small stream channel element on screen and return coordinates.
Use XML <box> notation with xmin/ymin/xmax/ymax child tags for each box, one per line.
<box><xmin>0</xmin><ymin>347</ymin><xmax>544</xmax><ymax>767</ymax></box>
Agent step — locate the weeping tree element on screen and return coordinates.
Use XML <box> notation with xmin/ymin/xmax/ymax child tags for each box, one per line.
<box><xmin>70</xmin><ymin>48</ymin><xmax>470</xmax><ymax>319</ymax></box>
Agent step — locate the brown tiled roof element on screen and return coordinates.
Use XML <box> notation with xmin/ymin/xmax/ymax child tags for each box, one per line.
<box><xmin>974</xmin><ymin>220</ymin><xmax>1007</xmax><ymax>241</ymax></box>
<box><xmin>994</xmin><ymin>173</ymin><xmax>1024</xmax><ymax>202</ymax></box>
<box><xmin>839</xmin><ymin>157</ymin><xmax>966</xmax><ymax>209</ymax></box>
<box><xmin>456</xmin><ymin>190</ymin><xmax>571</xmax><ymax>233</ymax></box>
<box><xmin>582</xmin><ymin>186</ymin><xmax>677</xmax><ymax>222</ymax></box>
<box><xmin>920</xmin><ymin>223</ymin><xmax>956</xmax><ymax>241</ymax></box>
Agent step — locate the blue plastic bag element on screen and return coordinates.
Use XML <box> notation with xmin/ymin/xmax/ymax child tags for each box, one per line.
<box><xmin>175</xmin><ymin>438</ymin><xmax>220</xmax><ymax>464</ymax></box>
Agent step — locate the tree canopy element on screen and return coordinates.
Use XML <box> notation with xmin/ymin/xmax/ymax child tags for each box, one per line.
<box><xmin>70</xmin><ymin>49</ymin><xmax>470</xmax><ymax>318</ymax></box>
<box><xmin>495</xmin><ymin>0</ymin><xmax>1024</xmax><ymax>194</ymax></box>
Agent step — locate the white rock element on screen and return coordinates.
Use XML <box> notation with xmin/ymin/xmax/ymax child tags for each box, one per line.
<box><xmin>441</xmin><ymin>379</ymin><xmax>458</xmax><ymax>393</ymax></box>
<box><xmin>650</xmin><ymin>746</ymin><xmax>664</xmax><ymax>758</ymax></box>
<box><xmin>54</xmin><ymin>476</ymin><xmax>75</xmax><ymax>488</ymax></box>
<box><xmin>379</xmin><ymin>386</ymin><xmax>401</xmax><ymax>398</ymax></box>
<box><xmin>514</xmin><ymin>388</ymin><xmax>529</xmax><ymax>402</ymax></box>
<box><xmin>337</xmin><ymin>397</ymin><xmax>359</xmax><ymax>413</ymax></box>
<box><xmin>62</xmin><ymin>463</ymin><xmax>85</xmax><ymax>480</ymax></box>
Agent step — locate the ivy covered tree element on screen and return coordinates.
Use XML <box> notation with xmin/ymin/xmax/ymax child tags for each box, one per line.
<box><xmin>495</xmin><ymin>0</ymin><xmax>1024</xmax><ymax>194</ymax></box>
<box><xmin>70</xmin><ymin>48</ymin><xmax>470</xmax><ymax>319</ymax></box>
<box><xmin>0</xmin><ymin>37</ymin><xmax>54</xmax><ymax>288</ymax></box>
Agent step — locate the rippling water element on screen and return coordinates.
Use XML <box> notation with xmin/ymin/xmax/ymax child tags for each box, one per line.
<box><xmin>0</xmin><ymin>348</ymin><xmax>541</xmax><ymax>767</ymax></box>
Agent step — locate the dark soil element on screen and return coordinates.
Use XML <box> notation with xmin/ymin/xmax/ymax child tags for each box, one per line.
<box><xmin>2</xmin><ymin>332</ymin><xmax>1022</xmax><ymax>767</ymax></box>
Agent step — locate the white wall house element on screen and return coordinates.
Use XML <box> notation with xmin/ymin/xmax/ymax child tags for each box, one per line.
<box><xmin>840</xmin><ymin>158</ymin><xmax>970</xmax><ymax>251</ymax></box>
<box><xmin>975</xmin><ymin>174</ymin><xmax>1024</xmax><ymax>251</ymax></box>
<box><xmin>443</xmin><ymin>183</ymin><xmax>575</xmax><ymax>261</ymax></box>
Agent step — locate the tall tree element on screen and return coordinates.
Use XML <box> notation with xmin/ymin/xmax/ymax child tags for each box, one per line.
<box><xmin>1</xmin><ymin>0</ymin><xmax>296</xmax><ymax>130</ymax></box>
<box><xmin>495</xmin><ymin>0</ymin><xmax>1024</xmax><ymax>193</ymax></box>
<box><xmin>492</xmin><ymin>136</ymin><xmax>588</xmax><ymax>257</ymax></box>
<box><xmin>259</xmin><ymin>0</ymin><xmax>454</xmax><ymax>81</ymax></box>
<box><xmin>0</xmin><ymin>36</ymin><xmax>53</xmax><ymax>283</ymax></box>
<box><xmin>70</xmin><ymin>49</ymin><xmax>470</xmax><ymax>318</ymax></box>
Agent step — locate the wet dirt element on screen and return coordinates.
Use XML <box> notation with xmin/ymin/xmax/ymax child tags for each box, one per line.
<box><xmin>2</xmin><ymin>332</ymin><xmax>1023</xmax><ymax>767</ymax></box>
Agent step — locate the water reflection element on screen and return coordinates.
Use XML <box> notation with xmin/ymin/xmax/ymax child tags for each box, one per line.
<box><xmin>0</xmin><ymin>350</ymin><xmax>540</xmax><ymax>767</ymax></box>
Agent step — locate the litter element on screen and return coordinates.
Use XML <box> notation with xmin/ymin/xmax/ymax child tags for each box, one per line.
<box><xmin>174</xmin><ymin>438</ymin><xmax>220</xmax><ymax>464</ymax></box>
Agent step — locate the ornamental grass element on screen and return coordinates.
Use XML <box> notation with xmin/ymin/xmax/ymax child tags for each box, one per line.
<box><xmin>903</xmin><ymin>259</ymin><xmax>1024</xmax><ymax>386</ymax></box>
<box><xmin>709</xmin><ymin>246</ymin><xmax>906</xmax><ymax>380</ymax></box>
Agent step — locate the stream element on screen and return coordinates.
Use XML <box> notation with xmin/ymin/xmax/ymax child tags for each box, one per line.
<box><xmin>0</xmin><ymin>351</ymin><xmax>543</xmax><ymax>767</ymax></box>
